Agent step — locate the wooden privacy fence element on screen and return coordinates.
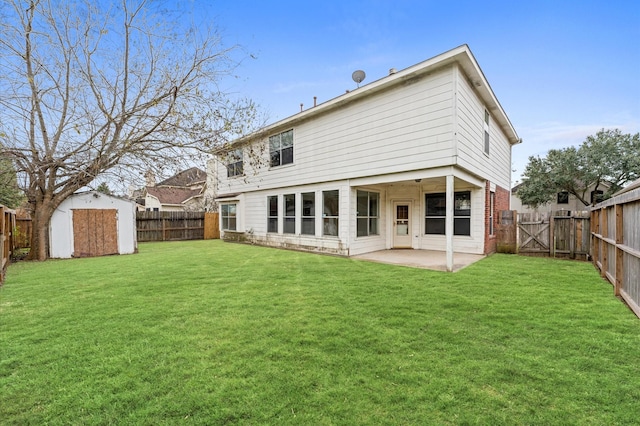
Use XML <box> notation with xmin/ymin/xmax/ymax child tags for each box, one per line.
<box><xmin>14</xmin><ymin>218</ymin><xmax>32</xmax><ymax>249</ymax></box>
<box><xmin>136</xmin><ymin>211</ymin><xmax>219</xmax><ymax>242</ymax></box>
<box><xmin>497</xmin><ymin>210</ymin><xmax>590</xmax><ymax>259</ymax></box>
<box><xmin>1</xmin><ymin>205</ymin><xmax>16</xmax><ymax>285</ymax></box>
<box><xmin>591</xmin><ymin>185</ymin><xmax>640</xmax><ymax>319</ymax></box>
<box><xmin>203</xmin><ymin>213</ymin><xmax>220</xmax><ymax>240</ymax></box>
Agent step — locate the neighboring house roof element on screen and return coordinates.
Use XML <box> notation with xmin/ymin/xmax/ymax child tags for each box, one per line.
<box><xmin>156</xmin><ymin>167</ymin><xmax>206</xmax><ymax>187</ymax></box>
<box><xmin>146</xmin><ymin>186</ymin><xmax>203</xmax><ymax>205</ymax></box>
<box><xmin>219</xmin><ymin>44</ymin><xmax>520</xmax><ymax>152</ymax></box>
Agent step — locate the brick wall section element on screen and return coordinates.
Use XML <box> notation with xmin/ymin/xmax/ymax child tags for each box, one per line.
<box><xmin>484</xmin><ymin>181</ymin><xmax>510</xmax><ymax>254</ymax></box>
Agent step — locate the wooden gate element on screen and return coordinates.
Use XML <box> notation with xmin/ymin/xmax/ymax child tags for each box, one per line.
<box><xmin>516</xmin><ymin>211</ymin><xmax>590</xmax><ymax>259</ymax></box>
<box><xmin>204</xmin><ymin>212</ymin><xmax>220</xmax><ymax>240</ymax></box>
<box><xmin>496</xmin><ymin>210</ymin><xmax>517</xmax><ymax>253</ymax></box>
<box><xmin>518</xmin><ymin>212</ymin><xmax>550</xmax><ymax>254</ymax></box>
<box><xmin>72</xmin><ymin>209</ymin><xmax>118</xmax><ymax>257</ymax></box>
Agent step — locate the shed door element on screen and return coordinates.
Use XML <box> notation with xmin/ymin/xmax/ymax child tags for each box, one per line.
<box><xmin>72</xmin><ymin>209</ymin><xmax>118</xmax><ymax>257</ymax></box>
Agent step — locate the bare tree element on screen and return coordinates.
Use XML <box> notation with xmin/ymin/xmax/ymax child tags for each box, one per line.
<box><xmin>0</xmin><ymin>0</ymin><xmax>261</xmax><ymax>260</ymax></box>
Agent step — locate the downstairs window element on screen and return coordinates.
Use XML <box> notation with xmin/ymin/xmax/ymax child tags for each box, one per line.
<box><xmin>221</xmin><ymin>204</ymin><xmax>237</xmax><ymax>231</ymax></box>
<box><xmin>425</xmin><ymin>191</ymin><xmax>471</xmax><ymax>236</ymax></box>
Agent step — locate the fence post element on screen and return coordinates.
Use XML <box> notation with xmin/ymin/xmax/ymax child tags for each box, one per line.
<box><xmin>615</xmin><ymin>204</ymin><xmax>624</xmax><ymax>296</ymax></box>
<box><xmin>549</xmin><ymin>214</ymin><xmax>555</xmax><ymax>257</ymax></box>
<box><xmin>600</xmin><ymin>208</ymin><xmax>608</xmax><ymax>279</ymax></box>
<box><xmin>569</xmin><ymin>214</ymin><xmax>576</xmax><ymax>259</ymax></box>
<box><xmin>162</xmin><ymin>215</ymin><xmax>167</xmax><ymax>241</ymax></box>
<box><xmin>591</xmin><ymin>209</ymin><xmax>600</xmax><ymax>266</ymax></box>
<box><xmin>1</xmin><ymin>205</ymin><xmax>17</xmax><ymax>285</ymax></box>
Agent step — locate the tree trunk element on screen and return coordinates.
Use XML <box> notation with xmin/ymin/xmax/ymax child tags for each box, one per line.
<box><xmin>28</xmin><ymin>200</ymin><xmax>54</xmax><ymax>261</ymax></box>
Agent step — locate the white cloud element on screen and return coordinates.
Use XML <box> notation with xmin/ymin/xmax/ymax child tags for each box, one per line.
<box><xmin>511</xmin><ymin>119</ymin><xmax>640</xmax><ymax>184</ymax></box>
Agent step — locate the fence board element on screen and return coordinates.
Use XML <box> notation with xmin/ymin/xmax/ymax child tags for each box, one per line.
<box><xmin>1</xmin><ymin>205</ymin><xmax>16</xmax><ymax>285</ymax></box>
<box><xmin>591</xmin><ymin>187</ymin><xmax>640</xmax><ymax>319</ymax></box>
<box><xmin>136</xmin><ymin>211</ymin><xmax>207</xmax><ymax>242</ymax></box>
<box><xmin>14</xmin><ymin>218</ymin><xmax>32</xmax><ymax>249</ymax></box>
<box><xmin>204</xmin><ymin>213</ymin><xmax>220</xmax><ymax>240</ymax></box>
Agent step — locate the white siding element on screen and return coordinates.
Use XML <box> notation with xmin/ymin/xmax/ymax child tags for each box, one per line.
<box><xmin>231</xmin><ymin>181</ymin><xmax>351</xmax><ymax>255</ymax></box>
<box><xmin>144</xmin><ymin>195</ymin><xmax>162</xmax><ymax>211</ymax></box>
<box><xmin>455</xmin><ymin>65</ymin><xmax>512</xmax><ymax>190</ymax></box>
<box><xmin>215</xmin><ymin>66</ymin><xmax>457</xmax><ymax>195</ymax></box>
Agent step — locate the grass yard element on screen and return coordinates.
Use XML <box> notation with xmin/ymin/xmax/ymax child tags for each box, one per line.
<box><xmin>1</xmin><ymin>241</ymin><xmax>639</xmax><ymax>425</ymax></box>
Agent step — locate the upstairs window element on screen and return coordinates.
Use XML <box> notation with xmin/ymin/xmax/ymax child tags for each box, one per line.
<box><xmin>269</xmin><ymin>129</ymin><xmax>294</xmax><ymax>167</ymax></box>
<box><xmin>425</xmin><ymin>191</ymin><xmax>471</xmax><ymax>236</ymax></box>
<box><xmin>557</xmin><ymin>191</ymin><xmax>569</xmax><ymax>204</ymax></box>
<box><xmin>226</xmin><ymin>149</ymin><xmax>243</xmax><ymax>178</ymax></box>
<box><xmin>591</xmin><ymin>190</ymin><xmax>604</xmax><ymax>204</ymax></box>
<box><xmin>484</xmin><ymin>110</ymin><xmax>490</xmax><ymax>155</ymax></box>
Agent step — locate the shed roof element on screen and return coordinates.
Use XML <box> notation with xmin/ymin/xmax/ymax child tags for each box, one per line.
<box><xmin>70</xmin><ymin>190</ymin><xmax>137</xmax><ymax>205</ymax></box>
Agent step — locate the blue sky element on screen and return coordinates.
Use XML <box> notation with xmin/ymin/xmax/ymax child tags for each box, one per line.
<box><xmin>189</xmin><ymin>0</ymin><xmax>639</xmax><ymax>184</ymax></box>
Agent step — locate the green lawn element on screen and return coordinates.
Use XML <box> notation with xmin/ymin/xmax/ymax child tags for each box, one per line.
<box><xmin>1</xmin><ymin>241</ymin><xmax>639</xmax><ymax>425</ymax></box>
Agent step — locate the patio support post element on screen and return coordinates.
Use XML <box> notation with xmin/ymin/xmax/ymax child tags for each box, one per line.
<box><xmin>446</xmin><ymin>174</ymin><xmax>454</xmax><ymax>272</ymax></box>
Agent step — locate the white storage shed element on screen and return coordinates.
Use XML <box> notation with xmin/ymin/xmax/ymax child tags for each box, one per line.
<box><xmin>49</xmin><ymin>191</ymin><xmax>137</xmax><ymax>258</ymax></box>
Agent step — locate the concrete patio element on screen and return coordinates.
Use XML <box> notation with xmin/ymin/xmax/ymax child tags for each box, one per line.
<box><xmin>352</xmin><ymin>249</ymin><xmax>485</xmax><ymax>272</ymax></box>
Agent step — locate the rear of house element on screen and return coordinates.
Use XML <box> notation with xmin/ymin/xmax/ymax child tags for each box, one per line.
<box><xmin>208</xmin><ymin>45</ymin><xmax>520</xmax><ymax>270</ymax></box>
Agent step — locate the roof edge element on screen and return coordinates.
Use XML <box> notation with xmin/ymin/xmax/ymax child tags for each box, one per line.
<box><xmin>223</xmin><ymin>44</ymin><xmax>519</xmax><ymax>149</ymax></box>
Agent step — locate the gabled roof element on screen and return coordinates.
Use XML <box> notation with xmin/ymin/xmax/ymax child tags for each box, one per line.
<box><xmin>224</xmin><ymin>44</ymin><xmax>520</xmax><ymax>150</ymax></box>
<box><xmin>146</xmin><ymin>186</ymin><xmax>202</xmax><ymax>205</ymax></box>
<box><xmin>157</xmin><ymin>167</ymin><xmax>206</xmax><ymax>187</ymax></box>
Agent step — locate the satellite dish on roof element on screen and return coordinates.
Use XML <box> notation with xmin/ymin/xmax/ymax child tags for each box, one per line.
<box><xmin>352</xmin><ymin>70</ymin><xmax>366</xmax><ymax>87</ymax></box>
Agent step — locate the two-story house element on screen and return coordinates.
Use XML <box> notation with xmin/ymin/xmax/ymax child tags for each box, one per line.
<box><xmin>209</xmin><ymin>45</ymin><xmax>520</xmax><ymax>271</ymax></box>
